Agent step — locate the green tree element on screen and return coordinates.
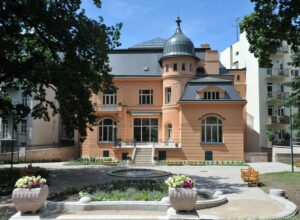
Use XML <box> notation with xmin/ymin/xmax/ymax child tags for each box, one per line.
<box><xmin>240</xmin><ymin>0</ymin><xmax>300</xmax><ymax>132</ymax></box>
<box><xmin>0</xmin><ymin>0</ymin><xmax>122</xmax><ymax>141</ymax></box>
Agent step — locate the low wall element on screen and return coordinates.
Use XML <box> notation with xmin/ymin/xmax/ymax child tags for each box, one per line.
<box><xmin>272</xmin><ymin>146</ymin><xmax>300</xmax><ymax>163</ymax></box>
<box><xmin>245</xmin><ymin>152</ymin><xmax>268</xmax><ymax>162</ymax></box>
<box><xmin>0</xmin><ymin>146</ymin><xmax>79</xmax><ymax>162</ymax></box>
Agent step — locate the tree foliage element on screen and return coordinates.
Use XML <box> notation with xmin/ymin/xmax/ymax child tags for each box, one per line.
<box><xmin>0</xmin><ymin>0</ymin><xmax>122</xmax><ymax>141</ymax></box>
<box><xmin>241</xmin><ymin>0</ymin><xmax>300</xmax><ymax>133</ymax></box>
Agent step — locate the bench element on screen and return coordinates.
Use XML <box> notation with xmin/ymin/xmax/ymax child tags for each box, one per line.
<box><xmin>240</xmin><ymin>166</ymin><xmax>259</xmax><ymax>187</ymax></box>
<box><xmin>240</xmin><ymin>166</ymin><xmax>253</xmax><ymax>178</ymax></box>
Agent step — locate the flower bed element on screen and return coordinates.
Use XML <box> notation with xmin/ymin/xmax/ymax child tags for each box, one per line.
<box><xmin>49</xmin><ymin>180</ymin><xmax>168</xmax><ymax>202</ymax></box>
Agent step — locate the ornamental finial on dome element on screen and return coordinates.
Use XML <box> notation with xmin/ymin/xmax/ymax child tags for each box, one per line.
<box><xmin>176</xmin><ymin>17</ymin><xmax>182</xmax><ymax>28</ymax></box>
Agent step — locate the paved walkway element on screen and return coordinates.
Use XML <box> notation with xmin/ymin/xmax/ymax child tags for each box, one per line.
<box><xmin>1</xmin><ymin>162</ymin><xmax>298</xmax><ymax>219</ymax></box>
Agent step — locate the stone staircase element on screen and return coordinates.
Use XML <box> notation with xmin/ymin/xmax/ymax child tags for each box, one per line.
<box><xmin>133</xmin><ymin>148</ymin><xmax>153</xmax><ymax>166</ymax></box>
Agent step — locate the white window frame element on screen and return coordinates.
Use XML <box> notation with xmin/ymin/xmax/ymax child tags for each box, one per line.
<box><xmin>167</xmin><ymin>124</ymin><xmax>172</xmax><ymax>141</ymax></box>
<box><xmin>2</xmin><ymin>119</ymin><xmax>9</xmax><ymax>139</ymax></box>
<box><xmin>139</xmin><ymin>90</ymin><xmax>153</xmax><ymax>105</ymax></box>
<box><xmin>166</xmin><ymin>64</ymin><xmax>169</xmax><ymax>72</ymax></box>
<box><xmin>22</xmin><ymin>94</ymin><xmax>28</xmax><ymax>106</ymax></box>
<box><xmin>20</xmin><ymin>119</ymin><xmax>27</xmax><ymax>134</ymax></box>
<box><xmin>99</xmin><ymin>118</ymin><xmax>117</xmax><ymax>143</ymax></box>
<box><xmin>165</xmin><ymin>87</ymin><xmax>171</xmax><ymax>104</ymax></box>
<box><xmin>277</xmin><ymin>106</ymin><xmax>285</xmax><ymax>116</ymax></box>
<box><xmin>103</xmin><ymin>93</ymin><xmax>116</xmax><ymax>106</ymax></box>
<box><xmin>173</xmin><ymin>63</ymin><xmax>177</xmax><ymax>71</ymax></box>
<box><xmin>201</xmin><ymin>117</ymin><xmax>223</xmax><ymax>143</ymax></box>
<box><xmin>267</xmin><ymin>106</ymin><xmax>273</xmax><ymax>116</ymax></box>
<box><xmin>204</xmin><ymin>91</ymin><xmax>220</xmax><ymax>100</ymax></box>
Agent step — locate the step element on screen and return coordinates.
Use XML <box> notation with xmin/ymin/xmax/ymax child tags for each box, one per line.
<box><xmin>135</xmin><ymin>160</ymin><xmax>152</xmax><ymax>162</ymax></box>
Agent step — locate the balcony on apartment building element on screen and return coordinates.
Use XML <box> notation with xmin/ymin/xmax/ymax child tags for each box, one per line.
<box><xmin>266</xmin><ymin>115</ymin><xmax>290</xmax><ymax>125</ymax></box>
<box><xmin>114</xmin><ymin>139</ymin><xmax>182</xmax><ymax>149</ymax></box>
<box><xmin>266</xmin><ymin>91</ymin><xmax>289</xmax><ymax>102</ymax></box>
<box><xmin>265</xmin><ymin>68</ymin><xmax>289</xmax><ymax>79</ymax></box>
<box><xmin>0</xmin><ymin>132</ymin><xmax>18</xmax><ymax>153</ymax></box>
<box><xmin>93</xmin><ymin>103</ymin><xmax>122</xmax><ymax>112</ymax></box>
<box><xmin>276</xmin><ymin>45</ymin><xmax>289</xmax><ymax>55</ymax></box>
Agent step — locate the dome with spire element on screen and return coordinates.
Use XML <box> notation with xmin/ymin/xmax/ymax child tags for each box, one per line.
<box><xmin>160</xmin><ymin>17</ymin><xmax>196</xmax><ymax>61</ymax></box>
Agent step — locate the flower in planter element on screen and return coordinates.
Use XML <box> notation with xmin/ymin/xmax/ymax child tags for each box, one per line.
<box><xmin>15</xmin><ymin>176</ymin><xmax>47</xmax><ymax>189</ymax></box>
<box><xmin>165</xmin><ymin>175</ymin><xmax>194</xmax><ymax>189</ymax></box>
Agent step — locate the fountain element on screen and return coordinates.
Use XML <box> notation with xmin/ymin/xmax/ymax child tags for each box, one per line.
<box><xmin>108</xmin><ymin>168</ymin><xmax>170</xmax><ymax>178</ymax></box>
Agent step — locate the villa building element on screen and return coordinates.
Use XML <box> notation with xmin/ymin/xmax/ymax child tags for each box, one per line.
<box><xmin>220</xmin><ymin>32</ymin><xmax>298</xmax><ymax>151</ymax></box>
<box><xmin>82</xmin><ymin>18</ymin><xmax>247</xmax><ymax>163</ymax></box>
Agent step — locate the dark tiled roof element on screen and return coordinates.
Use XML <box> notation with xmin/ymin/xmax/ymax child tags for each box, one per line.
<box><xmin>130</xmin><ymin>38</ymin><xmax>167</xmax><ymax>49</ymax></box>
<box><xmin>108</xmin><ymin>51</ymin><xmax>163</xmax><ymax>76</ymax></box>
<box><xmin>180</xmin><ymin>77</ymin><xmax>243</xmax><ymax>101</ymax></box>
<box><xmin>108</xmin><ymin>49</ymin><xmax>206</xmax><ymax>76</ymax></box>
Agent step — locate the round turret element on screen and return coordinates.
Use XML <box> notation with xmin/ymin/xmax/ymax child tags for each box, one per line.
<box><xmin>160</xmin><ymin>17</ymin><xmax>196</xmax><ymax>61</ymax></box>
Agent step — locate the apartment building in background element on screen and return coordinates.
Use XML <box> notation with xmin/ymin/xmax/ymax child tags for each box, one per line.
<box><xmin>0</xmin><ymin>88</ymin><xmax>78</xmax><ymax>153</ymax></box>
<box><xmin>220</xmin><ymin>32</ymin><xmax>299</xmax><ymax>151</ymax></box>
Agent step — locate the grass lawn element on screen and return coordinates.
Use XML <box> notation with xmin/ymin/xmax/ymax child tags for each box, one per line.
<box><xmin>260</xmin><ymin>172</ymin><xmax>300</xmax><ymax>217</ymax></box>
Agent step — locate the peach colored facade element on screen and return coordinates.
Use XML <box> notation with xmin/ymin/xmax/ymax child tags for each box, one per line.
<box><xmin>82</xmin><ymin>19</ymin><xmax>247</xmax><ymax>161</ymax></box>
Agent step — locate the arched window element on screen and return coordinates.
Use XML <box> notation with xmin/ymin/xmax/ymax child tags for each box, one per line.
<box><xmin>196</xmin><ymin>67</ymin><xmax>205</xmax><ymax>75</ymax></box>
<box><xmin>201</xmin><ymin>117</ymin><xmax>222</xmax><ymax>143</ymax></box>
<box><xmin>99</xmin><ymin>118</ymin><xmax>117</xmax><ymax>142</ymax></box>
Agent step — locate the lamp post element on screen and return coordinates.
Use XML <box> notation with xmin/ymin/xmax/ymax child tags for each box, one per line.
<box><xmin>290</xmin><ymin>107</ymin><xmax>294</xmax><ymax>172</ymax></box>
<box><xmin>10</xmin><ymin>101</ymin><xmax>19</xmax><ymax>182</ymax></box>
<box><xmin>10</xmin><ymin>108</ymin><xmax>16</xmax><ymax>181</ymax></box>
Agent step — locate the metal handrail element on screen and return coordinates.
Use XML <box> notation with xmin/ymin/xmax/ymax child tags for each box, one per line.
<box><xmin>131</xmin><ymin>140</ymin><xmax>137</xmax><ymax>161</ymax></box>
<box><xmin>114</xmin><ymin>138</ymin><xmax>182</xmax><ymax>148</ymax></box>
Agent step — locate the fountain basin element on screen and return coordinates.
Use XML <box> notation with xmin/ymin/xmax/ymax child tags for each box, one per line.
<box><xmin>108</xmin><ymin>168</ymin><xmax>170</xmax><ymax>178</ymax></box>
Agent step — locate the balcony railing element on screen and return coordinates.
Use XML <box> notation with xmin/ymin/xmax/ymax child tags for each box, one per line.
<box><xmin>265</xmin><ymin>68</ymin><xmax>289</xmax><ymax>78</ymax></box>
<box><xmin>114</xmin><ymin>139</ymin><xmax>181</xmax><ymax>148</ymax></box>
<box><xmin>276</xmin><ymin>46</ymin><xmax>289</xmax><ymax>54</ymax></box>
<box><xmin>0</xmin><ymin>140</ymin><xmax>18</xmax><ymax>153</ymax></box>
<box><xmin>266</xmin><ymin>92</ymin><xmax>289</xmax><ymax>101</ymax></box>
<box><xmin>266</xmin><ymin>115</ymin><xmax>290</xmax><ymax>125</ymax></box>
<box><xmin>93</xmin><ymin>104</ymin><xmax>122</xmax><ymax>112</ymax></box>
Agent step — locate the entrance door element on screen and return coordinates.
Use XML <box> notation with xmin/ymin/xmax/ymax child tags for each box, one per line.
<box><xmin>134</xmin><ymin>118</ymin><xmax>158</xmax><ymax>142</ymax></box>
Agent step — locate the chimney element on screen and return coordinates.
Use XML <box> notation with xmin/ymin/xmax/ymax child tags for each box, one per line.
<box><xmin>200</xmin><ymin>44</ymin><xmax>210</xmax><ymax>49</ymax></box>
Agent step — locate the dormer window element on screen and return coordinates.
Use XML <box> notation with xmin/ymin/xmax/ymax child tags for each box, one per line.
<box><xmin>197</xmin><ymin>86</ymin><xmax>225</xmax><ymax>100</ymax></box>
<box><xmin>204</xmin><ymin>91</ymin><xmax>219</xmax><ymax>100</ymax></box>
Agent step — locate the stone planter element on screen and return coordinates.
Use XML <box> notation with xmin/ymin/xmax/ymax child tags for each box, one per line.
<box><xmin>169</xmin><ymin>187</ymin><xmax>197</xmax><ymax>211</ymax></box>
<box><xmin>127</xmin><ymin>160</ymin><xmax>133</xmax><ymax>165</ymax></box>
<box><xmin>12</xmin><ymin>185</ymin><xmax>48</xmax><ymax>214</ymax></box>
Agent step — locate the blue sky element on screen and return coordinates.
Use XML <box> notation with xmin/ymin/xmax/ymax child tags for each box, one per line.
<box><xmin>82</xmin><ymin>0</ymin><xmax>254</xmax><ymax>51</ymax></box>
